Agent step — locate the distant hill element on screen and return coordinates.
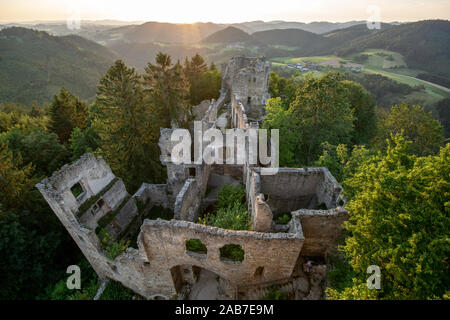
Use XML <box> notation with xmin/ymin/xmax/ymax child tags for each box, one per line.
<box><xmin>202</xmin><ymin>26</ymin><xmax>260</xmax><ymax>45</ymax></box>
<box><xmin>0</xmin><ymin>27</ymin><xmax>117</xmax><ymax>106</ymax></box>
<box><xmin>252</xmin><ymin>28</ymin><xmax>328</xmax><ymax>55</ymax></box>
<box><xmin>116</xmin><ymin>22</ymin><xmax>224</xmax><ymax>44</ymax></box>
<box><xmin>337</xmin><ymin>20</ymin><xmax>450</xmax><ymax>77</ymax></box>
<box><xmin>232</xmin><ymin>20</ymin><xmax>370</xmax><ymax>34</ymax></box>
<box><xmin>323</xmin><ymin>23</ymin><xmax>392</xmax><ymax>49</ymax></box>
<box><xmin>6</xmin><ymin>20</ymin><xmax>380</xmax><ymax>46</ymax></box>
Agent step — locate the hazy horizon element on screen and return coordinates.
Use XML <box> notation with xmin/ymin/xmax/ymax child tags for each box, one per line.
<box><xmin>1</xmin><ymin>0</ymin><xmax>449</xmax><ymax>24</ymax></box>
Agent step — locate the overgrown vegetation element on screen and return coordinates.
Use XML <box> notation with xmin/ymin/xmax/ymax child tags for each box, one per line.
<box><xmin>98</xmin><ymin>230</ymin><xmax>130</xmax><ymax>260</ymax></box>
<box><xmin>261</xmin><ymin>285</ymin><xmax>289</xmax><ymax>300</ymax></box>
<box><xmin>275</xmin><ymin>213</ymin><xmax>291</xmax><ymax>225</ymax></box>
<box><xmin>99</xmin><ymin>281</ymin><xmax>138</xmax><ymax>300</ymax></box>
<box><xmin>77</xmin><ymin>177</ymin><xmax>119</xmax><ymax>218</ymax></box>
<box><xmin>199</xmin><ymin>184</ymin><xmax>250</xmax><ymax>231</ymax></box>
<box><xmin>219</xmin><ymin>244</ymin><xmax>245</xmax><ymax>262</ymax></box>
<box><xmin>186</xmin><ymin>239</ymin><xmax>207</xmax><ymax>254</ymax></box>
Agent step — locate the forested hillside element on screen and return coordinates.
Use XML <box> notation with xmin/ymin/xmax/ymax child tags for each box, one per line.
<box><xmin>337</xmin><ymin>20</ymin><xmax>450</xmax><ymax>77</ymax></box>
<box><xmin>202</xmin><ymin>26</ymin><xmax>260</xmax><ymax>45</ymax></box>
<box><xmin>0</xmin><ymin>27</ymin><xmax>117</xmax><ymax>106</ymax></box>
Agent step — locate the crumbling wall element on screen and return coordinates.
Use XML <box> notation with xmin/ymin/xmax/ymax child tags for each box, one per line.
<box><xmin>252</xmin><ymin>194</ymin><xmax>273</xmax><ymax>232</ymax></box>
<box><xmin>257</xmin><ymin>168</ymin><xmax>341</xmax><ymax>214</ymax></box>
<box><xmin>174</xmin><ymin>179</ymin><xmax>202</xmax><ymax>222</ymax></box>
<box><xmin>36</xmin><ymin>154</ymin><xmax>174</xmax><ymax>299</ymax></box>
<box><xmin>140</xmin><ymin>219</ymin><xmax>304</xmax><ymax>286</ymax></box>
<box><xmin>78</xmin><ymin>178</ymin><xmax>128</xmax><ymax>229</ymax></box>
<box><xmin>222</xmin><ymin>56</ymin><xmax>271</xmax><ymax>124</ymax></box>
<box><xmin>39</xmin><ymin>153</ymin><xmax>116</xmax><ymax>216</ymax></box>
<box><xmin>193</xmin><ymin>100</ymin><xmax>212</xmax><ymax>121</ymax></box>
<box><xmin>293</xmin><ymin>208</ymin><xmax>348</xmax><ymax>258</ymax></box>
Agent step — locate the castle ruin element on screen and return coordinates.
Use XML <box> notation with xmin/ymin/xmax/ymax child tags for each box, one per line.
<box><xmin>37</xmin><ymin>56</ymin><xmax>348</xmax><ymax>300</ymax></box>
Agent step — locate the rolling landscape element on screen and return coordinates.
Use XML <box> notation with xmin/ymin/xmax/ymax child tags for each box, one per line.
<box><xmin>0</xmin><ymin>0</ymin><xmax>449</xmax><ymax>304</ymax></box>
<box><xmin>1</xmin><ymin>19</ymin><xmax>448</xmax><ymax>110</ymax></box>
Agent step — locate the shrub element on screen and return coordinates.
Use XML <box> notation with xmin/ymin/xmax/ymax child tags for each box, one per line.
<box><xmin>275</xmin><ymin>213</ymin><xmax>291</xmax><ymax>224</ymax></box>
<box><xmin>217</xmin><ymin>184</ymin><xmax>246</xmax><ymax>210</ymax></box>
<box><xmin>99</xmin><ymin>281</ymin><xmax>136</xmax><ymax>300</ymax></box>
<box><xmin>99</xmin><ymin>230</ymin><xmax>129</xmax><ymax>260</ymax></box>
<box><xmin>261</xmin><ymin>285</ymin><xmax>288</xmax><ymax>300</ymax></box>
<box><xmin>186</xmin><ymin>239</ymin><xmax>207</xmax><ymax>254</ymax></box>
<box><xmin>200</xmin><ymin>201</ymin><xmax>250</xmax><ymax>231</ymax></box>
<box><xmin>219</xmin><ymin>244</ymin><xmax>245</xmax><ymax>262</ymax></box>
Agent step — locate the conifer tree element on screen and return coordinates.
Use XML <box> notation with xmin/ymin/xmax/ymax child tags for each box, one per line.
<box><xmin>144</xmin><ymin>53</ymin><xmax>189</xmax><ymax>128</ymax></box>
<box><xmin>94</xmin><ymin>60</ymin><xmax>163</xmax><ymax>191</ymax></box>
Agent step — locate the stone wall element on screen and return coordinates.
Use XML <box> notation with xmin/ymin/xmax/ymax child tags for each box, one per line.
<box><xmin>36</xmin><ymin>154</ymin><xmax>172</xmax><ymax>299</ymax></box>
<box><xmin>174</xmin><ymin>179</ymin><xmax>202</xmax><ymax>222</ymax></box>
<box><xmin>293</xmin><ymin>208</ymin><xmax>348</xmax><ymax>258</ymax></box>
<box><xmin>139</xmin><ymin>219</ymin><xmax>304</xmax><ymax>286</ymax></box>
<box><xmin>222</xmin><ymin>56</ymin><xmax>271</xmax><ymax>124</ymax></box>
<box><xmin>78</xmin><ymin>178</ymin><xmax>128</xmax><ymax>229</ymax></box>
<box><xmin>257</xmin><ymin>168</ymin><xmax>341</xmax><ymax>214</ymax></box>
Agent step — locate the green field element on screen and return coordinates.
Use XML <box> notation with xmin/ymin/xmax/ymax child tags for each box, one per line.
<box><xmin>270</xmin><ymin>49</ymin><xmax>450</xmax><ymax>106</ymax></box>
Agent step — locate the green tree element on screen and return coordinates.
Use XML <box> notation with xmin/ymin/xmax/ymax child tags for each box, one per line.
<box><xmin>0</xmin><ymin>128</ymin><xmax>69</xmax><ymax>176</ymax></box>
<box><xmin>69</xmin><ymin>126</ymin><xmax>99</xmax><ymax>161</ymax></box>
<box><xmin>0</xmin><ymin>143</ymin><xmax>33</xmax><ymax>209</ymax></box>
<box><xmin>195</xmin><ymin>70</ymin><xmax>222</xmax><ymax>103</ymax></box>
<box><xmin>144</xmin><ymin>53</ymin><xmax>189</xmax><ymax>128</ymax></box>
<box><xmin>340</xmin><ymin>135</ymin><xmax>449</xmax><ymax>299</ymax></box>
<box><xmin>94</xmin><ymin>60</ymin><xmax>164</xmax><ymax>192</ymax></box>
<box><xmin>315</xmin><ymin>143</ymin><xmax>372</xmax><ymax>183</ymax></box>
<box><xmin>341</xmin><ymin>80</ymin><xmax>377</xmax><ymax>145</ymax></box>
<box><xmin>184</xmin><ymin>53</ymin><xmax>208</xmax><ymax>105</ymax></box>
<box><xmin>48</xmin><ymin>88</ymin><xmax>89</xmax><ymax>143</ymax></box>
<box><xmin>374</xmin><ymin>103</ymin><xmax>444</xmax><ymax>156</ymax></box>
<box><xmin>435</xmin><ymin>98</ymin><xmax>450</xmax><ymax>138</ymax></box>
<box><xmin>268</xmin><ymin>72</ymin><xmax>299</xmax><ymax>110</ymax></box>
<box><xmin>262</xmin><ymin>97</ymin><xmax>297</xmax><ymax>167</ymax></box>
<box><xmin>265</xmin><ymin>72</ymin><xmax>355</xmax><ymax>166</ymax></box>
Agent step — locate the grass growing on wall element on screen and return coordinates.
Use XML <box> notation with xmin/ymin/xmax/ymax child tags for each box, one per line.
<box><xmin>98</xmin><ymin>229</ymin><xmax>130</xmax><ymax>260</ymax></box>
<box><xmin>76</xmin><ymin>177</ymin><xmax>118</xmax><ymax>218</ymax></box>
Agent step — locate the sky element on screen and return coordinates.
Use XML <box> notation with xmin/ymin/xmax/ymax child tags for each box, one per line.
<box><xmin>0</xmin><ymin>0</ymin><xmax>449</xmax><ymax>23</ymax></box>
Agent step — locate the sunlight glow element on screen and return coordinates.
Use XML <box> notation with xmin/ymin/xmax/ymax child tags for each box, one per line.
<box><xmin>0</xmin><ymin>0</ymin><xmax>449</xmax><ymax>23</ymax></box>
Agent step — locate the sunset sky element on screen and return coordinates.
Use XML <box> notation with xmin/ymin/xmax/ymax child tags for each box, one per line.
<box><xmin>0</xmin><ymin>0</ymin><xmax>449</xmax><ymax>23</ymax></box>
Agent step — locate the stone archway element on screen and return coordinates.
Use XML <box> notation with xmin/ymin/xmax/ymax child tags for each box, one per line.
<box><xmin>170</xmin><ymin>265</ymin><xmax>229</xmax><ymax>300</ymax></box>
<box><xmin>189</xmin><ymin>267</ymin><xmax>223</xmax><ymax>300</ymax></box>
